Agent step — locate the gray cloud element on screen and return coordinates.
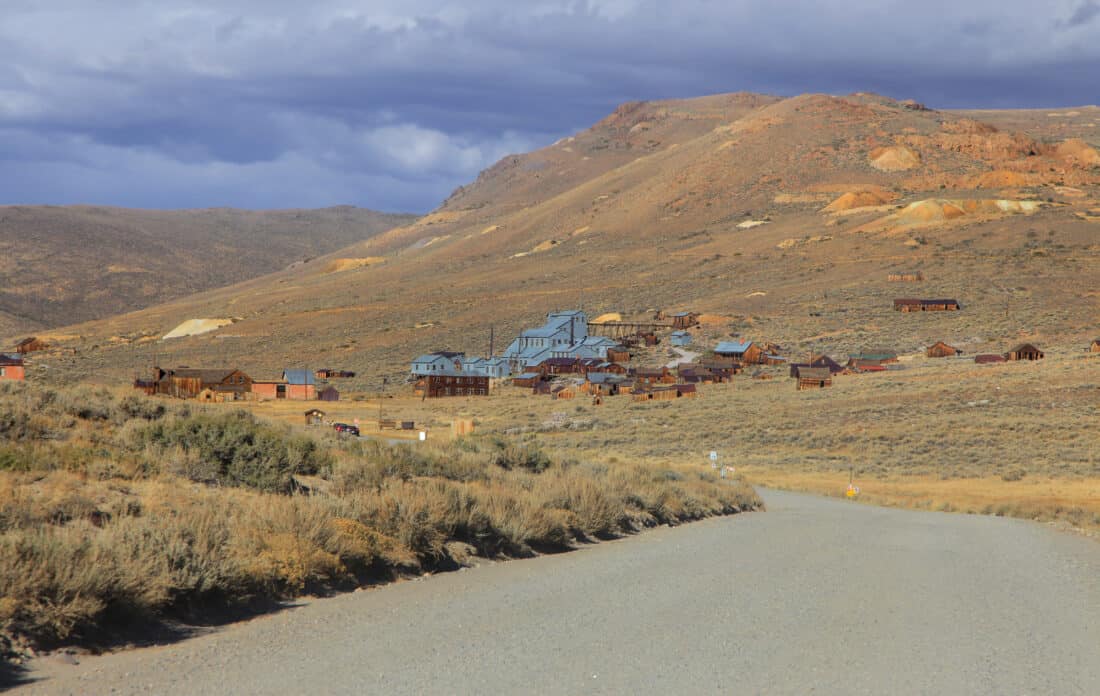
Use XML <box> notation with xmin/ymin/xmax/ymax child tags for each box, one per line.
<box><xmin>0</xmin><ymin>0</ymin><xmax>1097</xmax><ymax>212</ymax></box>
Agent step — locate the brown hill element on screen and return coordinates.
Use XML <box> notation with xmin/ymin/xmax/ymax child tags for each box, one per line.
<box><xmin>21</xmin><ymin>92</ymin><xmax>1100</xmax><ymax>387</ymax></box>
<box><xmin>0</xmin><ymin>205</ymin><xmax>415</xmax><ymax>332</ymax></box>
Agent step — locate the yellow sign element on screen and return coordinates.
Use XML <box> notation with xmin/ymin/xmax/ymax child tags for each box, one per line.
<box><xmin>845</xmin><ymin>485</ymin><xmax>860</xmax><ymax>498</ymax></box>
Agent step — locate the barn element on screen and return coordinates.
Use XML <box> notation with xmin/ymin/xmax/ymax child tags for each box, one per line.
<box><xmin>1005</xmin><ymin>343</ymin><xmax>1044</xmax><ymax>361</ymax></box>
<box><xmin>926</xmin><ymin>341</ymin><xmax>962</xmax><ymax>358</ymax></box>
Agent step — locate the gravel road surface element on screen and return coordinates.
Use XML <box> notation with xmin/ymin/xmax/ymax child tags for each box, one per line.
<box><xmin>14</xmin><ymin>490</ymin><xmax>1100</xmax><ymax>695</ymax></box>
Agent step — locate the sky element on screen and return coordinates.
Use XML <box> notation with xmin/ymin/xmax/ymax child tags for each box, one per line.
<box><xmin>1</xmin><ymin>0</ymin><xmax>1098</xmax><ymax>212</ymax></box>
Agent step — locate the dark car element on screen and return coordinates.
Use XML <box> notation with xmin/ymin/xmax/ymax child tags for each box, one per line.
<box><xmin>333</xmin><ymin>423</ymin><xmax>360</xmax><ymax>436</ymax></box>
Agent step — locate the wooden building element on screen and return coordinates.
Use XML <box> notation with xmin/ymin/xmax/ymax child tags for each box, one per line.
<box><xmin>415</xmin><ymin>372</ymin><xmax>489</xmax><ymax>398</ymax></box>
<box><xmin>926</xmin><ymin>341</ymin><xmax>962</xmax><ymax>358</ymax></box>
<box><xmin>894</xmin><ymin>298</ymin><xmax>961</xmax><ymax>312</ymax></box>
<box><xmin>512</xmin><ymin>372</ymin><xmax>543</xmax><ymax>388</ymax></box>
<box><xmin>317</xmin><ymin>386</ymin><xmax>340</xmax><ymax>402</ymax></box>
<box><xmin>887</xmin><ymin>272</ymin><xmax>924</xmax><ymax>282</ymax></box>
<box><xmin>633</xmin><ymin>384</ymin><xmax>697</xmax><ymax>401</ymax></box>
<box><xmin>670</xmin><ymin>312</ymin><xmax>700</xmax><ymax>329</ymax></box>
<box><xmin>1090</xmin><ymin>339</ymin><xmax>1100</xmax><ymax>353</ymax></box>
<box><xmin>847</xmin><ymin>350</ymin><xmax>898</xmax><ymax>367</ymax></box>
<box><xmin>304</xmin><ymin>409</ymin><xmax>326</xmax><ymax>425</ymax></box>
<box><xmin>974</xmin><ymin>354</ymin><xmax>1006</xmax><ymax>364</ymax></box>
<box><xmin>606</xmin><ymin>348</ymin><xmax>630</xmax><ymax>363</ymax></box>
<box><xmin>797</xmin><ymin>367</ymin><xmax>833</xmax><ymax>390</ymax></box>
<box><xmin>151</xmin><ymin>367</ymin><xmax>252</xmax><ymax>399</ymax></box>
<box><xmin>632</xmin><ymin>366</ymin><xmax>676</xmax><ymax>386</ymax></box>
<box><xmin>1005</xmin><ymin>343</ymin><xmax>1044</xmax><ymax>361</ymax></box>
<box><xmin>12</xmin><ymin>337</ymin><xmax>47</xmax><ymax>354</ymax></box>
<box><xmin>0</xmin><ymin>354</ymin><xmax>26</xmax><ymax>381</ymax></box>
<box><xmin>789</xmin><ymin>355</ymin><xmax>844</xmax><ymax>377</ymax></box>
<box><xmin>315</xmin><ymin>368</ymin><xmax>355</xmax><ymax>379</ymax></box>
<box><xmin>551</xmin><ymin>385</ymin><xmax>575</xmax><ymax>400</ymax></box>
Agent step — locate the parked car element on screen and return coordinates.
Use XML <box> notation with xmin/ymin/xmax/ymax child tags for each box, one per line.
<box><xmin>333</xmin><ymin>423</ymin><xmax>360</xmax><ymax>436</ymax></box>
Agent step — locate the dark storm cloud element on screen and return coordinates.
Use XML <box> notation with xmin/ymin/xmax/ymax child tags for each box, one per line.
<box><xmin>0</xmin><ymin>0</ymin><xmax>1097</xmax><ymax>211</ymax></box>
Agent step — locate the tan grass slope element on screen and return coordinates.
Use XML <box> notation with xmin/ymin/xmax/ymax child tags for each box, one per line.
<box><xmin>18</xmin><ymin>91</ymin><xmax>1100</xmax><ymax>388</ymax></box>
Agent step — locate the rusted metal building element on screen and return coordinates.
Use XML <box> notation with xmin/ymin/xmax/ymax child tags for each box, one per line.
<box><xmin>1005</xmin><ymin>343</ymin><xmax>1044</xmax><ymax>361</ymax></box>
<box><xmin>926</xmin><ymin>341</ymin><xmax>962</xmax><ymax>358</ymax></box>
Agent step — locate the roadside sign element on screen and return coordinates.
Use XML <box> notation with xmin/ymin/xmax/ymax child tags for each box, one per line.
<box><xmin>419</xmin><ymin>431</ymin><xmax>427</xmax><ymax>441</ymax></box>
<box><xmin>846</xmin><ymin>484</ymin><xmax>860</xmax><ymax>498</ymax></box>
<box><xmin>709</xmin><ymin>451</ymin><xmax>718</xmax><ymax>461</ymax></box>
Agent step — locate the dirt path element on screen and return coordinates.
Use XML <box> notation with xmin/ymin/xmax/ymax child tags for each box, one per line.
<box><xmin>12</xmin><ymin>490</ymin><xmax>1100</xmax><ymax>695</ymax></box>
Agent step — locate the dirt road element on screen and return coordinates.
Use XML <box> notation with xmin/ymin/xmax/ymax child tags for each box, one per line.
<box><xmin>14</xmin><ymin>490</ymin><xmax>1100</xmax><ymax>695</ymax></box>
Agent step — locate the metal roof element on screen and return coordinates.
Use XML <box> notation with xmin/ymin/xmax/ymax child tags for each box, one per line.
<box><xmin>283</xmin><ymin>370</ymin><xmax>316</xmax><ymax>386</ymax></box>
<box><xmin>715</xmin><ymin>340</ymin><xmax>752</xmax><ymax>354</ymax></box>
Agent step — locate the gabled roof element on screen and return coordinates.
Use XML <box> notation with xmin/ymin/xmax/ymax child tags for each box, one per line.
<box><xmin>283</xmin><ymin>370</ymin><xmax>315</xmax><ymax>386</ymax></box>
<box><xmin>797</xmin><ymin>367</ymin><xmax>832</xmax><ymax>381</ymax></box>
<box><xmin>0</xmin><ymin>353</ymin><xmax>23</xmax><ymax>366</ymax></box>
<box><xmin>715</xmin><ymin>340</ymin><xmax>752</xmax><ymax>354</ymax></box>
<box><xmin>1009</xmin><ymin>343</ymin><xmax>1042</xmax><ymax>353</ymax></box>
<box><xmin>514</xmin><ymin>372</ymin><xmax>542</xmax><ymax>380</ymax></box>
<box><xmin>168</xmin><ymin>368</ymin><xmax>243</xmax><ymax>383</ymax></box>
<box><xmin>412</xmin><ymin>353</ymin><xmax>452</xmax><ymax>365</ymax></box>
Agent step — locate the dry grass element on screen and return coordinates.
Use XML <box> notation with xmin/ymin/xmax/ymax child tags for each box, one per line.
<box><xmin>0</xmin><ymin>382</ymin><xmax>758</xmax><ymax>661</ymax></box>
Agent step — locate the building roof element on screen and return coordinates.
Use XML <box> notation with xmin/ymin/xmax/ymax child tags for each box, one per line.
<box><xmin>715</xmin><ymin>340</ymin><xmax>753</xmax><ymax>354</ymax></box>
<box><xmin>1009</xmin><ymin>343</ymin><xmax>1042</xmax><ymax>353</ymax></box>
<box><xmin>513</xmin><ymin>372</ymin><xmax>542</xmax><ymax>380</ymax></box>
<box><xmin>587</xmin><ymin>372</ymin><xmax>627</xmax><ymax>384</ymax></box>
<box><xmin>797</xmin><ymin>367</ymin><xmax>832</xmax><ymax>381</ymax></box>
<box><xmin>0</xmin><ymin>353</ymin><xmax>23</xmax><ymax>366</ymax></box>
<box><xmin>671</xmin><ymin>311</ymin><xmax>696</xmax><ymax>317</ymax></box>
<box><xmin>849</xmin><ymin>351</ymin><xmax>897</xmax><ymax>361</ymax></box>
<box><xmin>168</xmin><ymin>368</ymin><xmax>243</xmax><ymax>383</ymax></box>
<box><xmin>412</xmin><ymin>353</ymin><xmax>452</xmax><ymax>365</ymax></box>
<box><xmin>670</xmin><ymin>330</ymin><xmax>691</xmax><ymax>338</ymax></box>
<box><xmin>283</xmin><ymin>370</ymin><xmax>316</xmax><ymax>386</ymax></box>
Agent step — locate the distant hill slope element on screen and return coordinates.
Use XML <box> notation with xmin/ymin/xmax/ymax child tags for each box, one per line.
<box><xmin>26</xmin><ymin>93</ymin><xmax>1100</xmax><ymax>387</ymax></box>
<box><xmin>0</xmin><ymin>205</ymin><xmax>416</xmax><ymax>331</ymax></box>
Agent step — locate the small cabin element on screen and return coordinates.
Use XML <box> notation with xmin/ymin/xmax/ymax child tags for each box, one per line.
<box><xmin>894</xmin><ymin>298</ymin><xmax>960</xmax><ymax>312</ymax></box>
<box><xmin>551</xmin><ymin>385</ymin><xmax>575</xmax><ymax>400</ymax></box>
<box><xmin>887</xmin><ymin>272</ymin><xmax>924</xmax><ymax>282</ymax></box>
<box><xmin>926</xmin><ymin>341</ymin><xmax>962</xmax><ymax>358</ymax></box>
<box><xmin>304</xmin><ymin>408</ymin><xmax>326</xmax><ymax>425</ymax></box>
<box><xmin>1005</xmin><ymin>343</ymin><xmax>1044</xmax><ymax>361</ymax></box>
<box><xmin>796</xmin><ymin>367</ymin><xmax>833</xmax><ymax>390</ymax></box>
<box><xmin>1090</xmin><ymin>339</ymin><xmax>1100</xmax><ymax>353</ymax></box>
<box><xmin>317</xmin><ymin>386</ymin><xmax>340</xmax><ymax>402</ymax></box>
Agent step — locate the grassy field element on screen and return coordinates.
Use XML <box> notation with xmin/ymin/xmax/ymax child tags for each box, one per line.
<box><xmin>266</xmin><ymin>345</ymin><xmax>1100</xmax><ymax>534</ymax></box>
<box><xmin>0</xmin><ymin>382</ymin><xmax>758</xmax><ymax>664</ymax></box>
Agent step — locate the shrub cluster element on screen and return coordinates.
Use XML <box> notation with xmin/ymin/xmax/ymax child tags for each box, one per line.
<box><xmin>0</xmin><ymin>382</ymin><xmax>759</xmax><ymax>659</ymax></box>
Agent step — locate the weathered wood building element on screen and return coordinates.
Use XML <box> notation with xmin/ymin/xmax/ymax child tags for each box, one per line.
<box><xmin>887</xmin><ymin>272</ymin><xmax>924</xmax><ymax>282</ymax></box>
<box><xmin>926</xmin><ymin>341</ymin><xmax>962</xmax><ymax>358</ymax></box>
<box><xmin>894</xmin><ymin>298</ymin><xmax>961</xmax><ymax>312</ymax></box>
<box><xmin>415</xmin><ymin>371</ymin><xmax>489</xmax><ymax>398</ymax></box>
<box><xmin>796</xmin><ymin>367</ymin><xmax>833</xmax><ymax>390</ymax></box>
<box><xmin>12</xmin><ymin>337</ymin><xmax>47</xmax><ymax>354</ymax></box>
<box><xmin>1005</xmin><ymin>343</ymin><xmax>1044</xmax><ymax>361</ymax></box>
<box><xmin>148</xmin><ymin>367</ymin><xmax>253</xmax><ymax>399</ymax></box>
<box><xmin>974</xmin><ymin>354</ymin><xmax>1006</xmax><ymax>364</ymax></box>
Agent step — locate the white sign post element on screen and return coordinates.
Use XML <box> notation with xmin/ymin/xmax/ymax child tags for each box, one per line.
<box><xmin>709</xmin><ymin>451</ymin><xmax>718</xmax><ymax>469</ymax></box>
<box><xmin>418</xmin><ymin>431</ymin><xmax>427</xmax><ymax>442</ymax></box>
